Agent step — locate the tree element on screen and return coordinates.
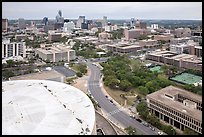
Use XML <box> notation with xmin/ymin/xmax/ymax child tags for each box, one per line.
<box><xmin>2</xmin><ymin>70</ymin><xmax>15</xmax><ymax>79</ymax></box>
<box><xmin>136</xmin><ymin>101</ymin><xmax>149</xmax><ymax>120</ymax></box>
<box><xmin>6</xmin><ymin>60</ymin><xmax>15</xmax><ymax>67</ymax></box>
<box><xmin>124</xmin><ymin>126</ymin><xmax>137</xmax><ymax>135</ymax></box>
<box><xmin>104</xmin><ymin>75</ymin><xmax>119</xmax><ymax>89</ymax></box>
<box><xmin>119</xmin><ymin>80</ymin><xmax>132</xmax><ymax>92</ymax></box>
<box><xmin>138</xmin><ymin>86</ymin><xmax>149</xmax><ymax>95</ymax></box>
<box><xmin>76</xmin><ymin>72</ymin><xmax>83</xmax><ymax>77</ymax></box>
<box><xmin>162</xmin><ymin>125</ymin><xmax>176</xmax><ymax>135</ymax></box>
<box><xmin>183</xmin><ymin>128</ymin><xmax>198</xmax><ymax>135</ymax></box>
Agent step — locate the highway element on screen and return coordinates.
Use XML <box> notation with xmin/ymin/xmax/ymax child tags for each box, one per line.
<box><xmin>86</xmin><ymin>60</ymin><xmax>158</xmax><ymax>135</ymax></box>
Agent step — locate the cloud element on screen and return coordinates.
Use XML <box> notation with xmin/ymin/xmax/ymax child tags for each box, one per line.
<box><xmin>2</xmin><ymin>2</ymin><xmax>202</xmax><ymax>20</ymax></box>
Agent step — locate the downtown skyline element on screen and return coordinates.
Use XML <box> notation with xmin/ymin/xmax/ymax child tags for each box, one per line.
<box><xmin>2</xmin><ymin>2</ymin><xmax>202</xmax><ymax>20</ymax></box>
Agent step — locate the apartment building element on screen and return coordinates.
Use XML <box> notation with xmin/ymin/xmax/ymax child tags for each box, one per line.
<box><xmin>146</xmin><ymin>86</ymin><xmax>202</xmax><ymax>134</ymax></box>
<box><xmin>2</xmin><ymin>39</ymin><xmax>26</xmax><ymax>59</ymax></box>
<box><xmin>35</xmin><ymin>44</ymin><xmax>75</xmax><ymax>62</ymax></box>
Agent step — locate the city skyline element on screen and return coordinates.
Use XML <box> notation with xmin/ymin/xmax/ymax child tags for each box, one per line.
<box><xmin>2</xmin><ymin>2</ymin><xmax>202</xmax><ymax>20</ymax></box>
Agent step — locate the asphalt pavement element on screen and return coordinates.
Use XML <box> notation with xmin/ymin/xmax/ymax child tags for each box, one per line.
<box><xmin>86</xmin><ymin>61</ymin><xmax>158</xmax><ymax>135</ymax></box>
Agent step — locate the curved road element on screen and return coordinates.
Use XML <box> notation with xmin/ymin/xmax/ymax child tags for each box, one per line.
<box><xmin>87</xmin><ymin>61</ymin><xmax>157</xmax><ymax>135</ymax></box>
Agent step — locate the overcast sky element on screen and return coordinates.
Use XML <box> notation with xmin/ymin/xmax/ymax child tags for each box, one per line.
<box><xmin>2</xmin><ymin>2</ymin><xmax>202</xmax><ymax>20</ymax></box>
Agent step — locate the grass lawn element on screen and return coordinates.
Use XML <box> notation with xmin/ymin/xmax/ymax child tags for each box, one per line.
<box><xmin>104</xmin><ymin>85</ymin><xmax>136</xmax><ymax>106</ymax></box>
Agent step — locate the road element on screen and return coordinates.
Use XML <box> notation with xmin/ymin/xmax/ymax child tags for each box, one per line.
<box><xmin>87</xmin><ymin>60</ymin><xmax>158</xmax><ymax>135</ymax></box>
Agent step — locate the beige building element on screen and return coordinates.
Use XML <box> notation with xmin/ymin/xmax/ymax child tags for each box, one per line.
<box><xmin>154</xmin><ymin>34</ymin><xmax>174</xmax><ymax>42</ymax></box>
<box><xmin>106</xmin><ymin>42</ymin><xmax>142</xmax><ymax>54</ymax></box>
<box><xmin>146</xmin><ymin>86</ymin><xmax>202</xmax><ymax>134</ymax></box>
<box><xmin>35</xmin><ymin>44</ymin><xmax>75</xmax><ymax>62</ymax></box>
<box><xmin>139</xmin><ymin>39</ymin><xmax>158</xmax><ymax>48</ymax></box>
<box><xmin>48</xmin><ymin>31</ymin><xmax>62</xmax><ymax>42</ymax></box>
<box><xmin>124</xmin><ymin>29</ymin><xmax>150</xmax><ymax>40</ymax></box>
<box><xmin>2</xmin><ymin>19</ymin><xmax>8</xmax><ymax>32</ymax></box>
<box><xmin>146</xmin><ymin>50</ymin><xmax>202</xmax><ymax>71</ymax></box>
<box><xmin>174</xmin><ymin>28</ymin><xmax>191</xmax><ymax>38</ymax></box>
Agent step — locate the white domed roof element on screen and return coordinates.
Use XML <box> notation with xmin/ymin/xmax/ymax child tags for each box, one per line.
<box><xmin>2</xmin><ymin>80</ymin><xmax>95</xmax><ymax>135</ymax></box>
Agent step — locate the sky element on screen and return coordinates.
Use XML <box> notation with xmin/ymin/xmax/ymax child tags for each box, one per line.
<box><xmin>2</xmin><ymin>2</ymin><xmax>202</xmax><ymax>20</ymax></box>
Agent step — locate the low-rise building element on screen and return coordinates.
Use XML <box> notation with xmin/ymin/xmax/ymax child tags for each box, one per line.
<box><xmin>174</xmin><ymin>28</ymin><xmax>191</xmax><ymax>38</ymax></box>
<box><xmin>15</xmin><ymin>34</ymin><xmax>27</xmax><ymax>41</ymax></box>
<box><xmin>154</xmin><ymin>34</ymin><xmax>174</xmax><ymax>42</ymax></box>
<box><xmin>146</xmin><ymin>86</ymin><xmax>202</xmax><ymax>134</ymax></box>
<box><xmin>139</xmin><ymin>39</ymin><xmax>158</xmax><ymax>48</ymax></box>
<box><xmin>146</xmin><ymin>50</ymin><xmax>202</xmax><ymax>71</ymax></box>
<box><xmin>48</xmin><ymin>31</ymin><xmax>62</xmax><ymax>42</ymax></box>
<box><xmin>106</xmin><ymin>42</ymin><xmax>142</xmax><ymax>54</ymax></box>
<box><xmin>124</xmin><ymin>29</ymin><xmax>150</xmax><ymax>40</ymax></box>
<box><xmin>35</xmin><ymin>44</ymin><xmax>75</xmax><ymax>62</ymax></box>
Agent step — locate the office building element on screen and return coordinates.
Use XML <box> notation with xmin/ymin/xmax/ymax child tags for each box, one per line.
<box><xmin>146</xmin><ymin>50</ymin><xmax>202</xmax><ymax>71</ymax></box>
<box><xmin>174</xmin><ymin>28</ymin><xmax>191</xmax><ymax>38</ymax></box>
<box><xmin>139</xmin><ymin>39</ymin><xmax>158</xmax><ymax>48</ymax></box>
<box><xmin>2</xmin><ymin>80</ymin><xmax>96</xmax><ymax>135</ymax></box>
<box><xmin>102</xmin><ymin>16</ymin><xmax>107</xmax><ymax>27</ymax></box>
<box><xmin>48</xmin><ymin>31</ymin><xmax>62</xmax><ymax>42</ymax></box>
<box><xmin>124</xmin><ymin>28</ymin><xmax>150</xmax><ymax>40</ymax></box>
<box><xmin>18</xmin><ymin>18</ymin><xmax>26</xmax><ymax>29</ymax></box>
<box><xmin>76</xmin><ymin>16</ymin><xmax>85</xmax><ymax>28</ymax></box>
<box><xmin>151</xmin><ymin>24</ymin><xmax>159</xmax><ymax>29</ymax></box>
<box><xmin>146</xmin><ymin>86</ymin><xmax>202</xmax><ymax>134</ymax></box>
<box><xmin>2</xmin><ymin>39</ymin><xmax>26</xmax><ymax>59</ymax></box>
<box><xmin>106</xmin><ymin>42</ymin><xmax>142</xmax><ymax>54</ymax></box>
<box><xmin>154</xmin><ymin>34</ymin><xmax>174</xmax><ymax>42</ymax></box>
<box><xmin>63</xmin><ymin>21</ymin><xmax>75</xmax><ymax>33</ymax></box>
<box><xmin>2</xmin><ymin>18</ymin><xmax>8</xmax><ymax>32</ymax></box>
<box><xmin>130</xmin><ymin>18</ymin><xmax>135</xmax><ymax>28</ymax></box>
<box><xmin>135</xmin><ymin>19</ymin><xmax>147</xmax><ymax>29</ymax></box>
<box><xmin>35</xmin><ymin>44</ymin><xmax>75</xmax><ymax>62</ymax></box>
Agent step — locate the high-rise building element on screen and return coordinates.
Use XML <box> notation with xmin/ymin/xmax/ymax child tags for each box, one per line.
<box><xmin>56</xmin><ymin>10</ymin><xmax>64</xmax><ymax>24</ymax></box>
<box><xmin>76</xmin><ymin>16</ymin><xmax>85</xmax><ymax>28</ymax></box>
<box><xmin>18</xmin><ymin>18</ymin><xmax>26</xmax><ymax>29</ymax></box>
<box><xmin>135</xmin><ymin>19</ymin><xmax>147</xmax><ymax>29</ymax></box>
<box><xmin>2</xmin><ymin>39</ymin><xmax>26</xmax><ymax>58</ymax></box>
<box><xmin>63</xmin><ymin>21</ymin><xmax>75</xmax><ymax>33</ymax></box>
<box><xmin>130</xmin><ymin>18</ymin><xmax>135</xmax><ymax>28</ymax></box>
<box><xmin>2</xmin><ymin>18</ymin><xmax>8</xmax><ymax>32</ymax></box>
<box><xmin>102</xmin><ymin>16</ymin><xmax>107</xmax><ymax>27</ymax></box>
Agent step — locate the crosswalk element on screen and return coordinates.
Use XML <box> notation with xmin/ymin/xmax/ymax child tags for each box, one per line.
<box><xmin>106</xmin><ymin>107</ymin><xmax>124</xmax><ymax>117</ymax></box>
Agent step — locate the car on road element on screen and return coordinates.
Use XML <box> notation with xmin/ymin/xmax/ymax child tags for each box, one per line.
<box><xmin>158</xmin><ymin>131</ymin><xmax>163</xmax><ymax>135</ymax></box>
<box><xmin>142</xmin><ymin>121</ymin><xmax>149</xmax><ymax>127</ymax></box>
<box><xmin>135</xmin><ymin>118</ymin><xmax>142</xmax><ymax>123</ymax></box>
<box><xmin>149</xmin><ymin>126</ymin><xmax>155</xmax><ymax>131</ymax></box>
<box><xmin>105</xmin><ymin>95</ymin><xmax>108</xmax><ymax>98</ymax></box>
<box><xmin>109</xmin><ymin>100</ymin><xmax>113</xmax><ymax>104</ymax></box>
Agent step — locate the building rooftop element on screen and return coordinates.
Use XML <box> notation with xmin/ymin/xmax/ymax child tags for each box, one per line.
<box><xmin>2</xmin><ymin>80</ymin><xmax>95</xmax><ymax>135</ymax></box>
<box><xmin>146</xmin><ymin>86</ymin><xmax>202</xmax><ymax>121</ymax></box>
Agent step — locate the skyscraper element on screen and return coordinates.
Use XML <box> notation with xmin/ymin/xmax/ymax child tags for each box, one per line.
<box><xmin>2</xmin><ymin>19</ymin><xmax>8</xmax><ymax>32</ymax></box>
<box><xmin>76</xmin><ymin>16</ymin><xmax>85</xmax><ymax>28</ymax></box>
<box><xmin>130</xmin><ymin>18</ymin><xmax>135</xmax><ymax>28</ymax></box>
<box><xmin>18</xmin><ymin>18</ymin><xmax>26</xmax><ymax>29</ymax></box>
<box><xmin>102</xmin><ymin>16</ymin><xmax>107</xmax><ymax>27</ymax></box>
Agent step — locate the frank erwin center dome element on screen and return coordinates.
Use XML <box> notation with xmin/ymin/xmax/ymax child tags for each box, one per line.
<box><xmin>2</xmin><ymin>80</ymin><xmax>96</xmax><ymax>135</ymax></box>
